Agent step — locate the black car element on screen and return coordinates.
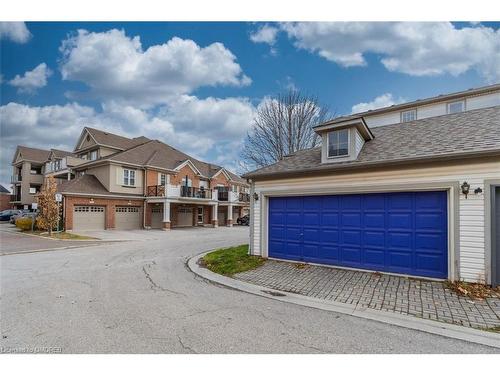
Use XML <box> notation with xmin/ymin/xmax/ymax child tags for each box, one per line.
<box><xmin>0</xmin><ymin>209</ymin><xmax>21</xmax><ymax>222</ymax></box>
<box><xmin>237</xmin><ymin>214</ymin><xmax>249</xmax><ymax>226</ymax></box>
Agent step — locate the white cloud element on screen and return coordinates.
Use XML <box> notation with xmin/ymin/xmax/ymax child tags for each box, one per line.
<box><xmin>0</xmin><ymin>22</ymin><xmax>31</xmax><ymax>43</ymax></box>
<box><xmin>280</xmin><ymin>22</ymin><xmax>500</xmax><ymax>82</ymax></box>
<box><xmin>250</xmin><ymin>24</ymin><xmax>279</xmax><ymax>45</ymax></box>
<box><xmin>8</xmin><ymin>63</ymin><xmax>52</xmax><ymax>94</ymax></box>
<box><xmin>0</xmin><ymin>97</ymin><xmax>256</xmax><ymax>182</ymax></box>
<box><xmin>59</xmin><ymin>29</ymin><xmax>251</xmax><ymax>106</ymax></box>
<box><xmin>351</xmin><ymin>93</ymin><xmax>405</xmax><ymax>114</ymax></box>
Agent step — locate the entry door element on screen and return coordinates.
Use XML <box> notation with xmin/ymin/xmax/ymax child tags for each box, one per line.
<box><xmin>197</xmin><ymin>207</ymin><xmax>204</xmax><ymax>224</ymax></box>
<box><xmin>268</xmin><ymin>191</ymin><xmax>448</xmax><ymax>279</ymax></box>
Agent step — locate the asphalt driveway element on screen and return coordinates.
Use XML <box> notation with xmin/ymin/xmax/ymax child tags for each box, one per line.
<box><xmin>1</xmin><ymin>226</ymin><xmax>498</xmax><ymax>353</ymax></box>
<box><xmin>0</xmin><ymin>226</ymin><xmax>104</xmax><ymax>255</ymax></box>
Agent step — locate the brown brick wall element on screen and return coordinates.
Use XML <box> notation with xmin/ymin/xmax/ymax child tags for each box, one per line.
<box><xmin>146</xmin><ymin>170</ymin><xmax>159</xmax><ymax>187</ymax></box>
<box><xmin>0</xmin><ymin>194</ymin><xmax>13</xmax><ymax>211</ymax></box>
<box><xmin>170</xmin><ymin>165</ymin><xmax>201</xmax><ymax>187</ymax></box>
<box><xmin>64</xmin><ymin>196</ymin><xmax>144</xmax><ymax>230</ymax></box>
<box><xmin>210</xmin><ymin>172</ymin><xmax>230</xmax><ymax>188</ymax></box>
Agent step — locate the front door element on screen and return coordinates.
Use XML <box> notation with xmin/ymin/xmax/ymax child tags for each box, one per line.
<box><xmin>197</xmin><ymin>206</ymin><xmax>204</xmax><ymax>225</ymax></box>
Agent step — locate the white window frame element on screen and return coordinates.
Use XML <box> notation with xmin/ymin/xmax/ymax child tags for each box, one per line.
<box><xmin>447</xmin><ymin>100</ymin><xmax>465</xmax><ymax>114</ymax></box>
<box><xmin>401</xmin><ymin>109</ymin><xmax>417</xmax><ymax>123</ymax></box>
<box><xmin>123</xmin><ymin>168</ymin><xmax>136</xmax><ymax>186</ymax></box>
<box><xmin>197</xmin><ymin>207</ymin><xmax>204</xmax><ymax>223</ymax></box>
<box><xmin>89</xmin><ymin>150</ymin><xmax>98</xmax><ymax>161</ymax></box>
<box><xmin>160</xmin><ymin>173</ymin><xmax>167</xmax><ymax>186</ymax></box>
<box><xmin>327</xmin><ymin>129</ymin><xmax>350</xmax><ymax>158</ymax></box>
<box><xmin>29</xmin><ymin>187</ymin><xmax>37</xmax><ymax>194</ymax></box>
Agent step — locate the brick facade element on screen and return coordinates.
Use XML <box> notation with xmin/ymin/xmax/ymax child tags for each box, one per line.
<box><xmin>170</xmin><ymin>165</ymin><xmax>202</xmax><ymax>187</ymax></box>
<box><xmin>0</xmin><ymin>194</ymin><xmax>13</xmax><ymax>211</ymax></box>
<box><xmin>64</xmin><ymin>196</ymin><xmax>144</xmax><ymax>230</ymax></box>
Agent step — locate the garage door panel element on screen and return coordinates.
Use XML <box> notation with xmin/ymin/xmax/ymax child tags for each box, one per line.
<box><xmin>364</xmin><ymin>231</ymin><xmax>385</xmax><ymax>247</ymax></box>
<box><xmin>115</xmin><ymin>206</ymin><xmax>143</xmax><ymax>230</ymax></box>
<box><xmin>341</xmin><ymin>247</ymin><xmax>362</xmax><ymax>264</ymax></box>
<box><xmin>343</xmin><ymin>230</ymin><xmax>361</xmax><ymax>246</ymax></box>
<box><xmin>268</xmin><ymin>191</ymin><xmax>448</xmax><ymax>279</ymax></box>
<box><xmin>321</xmin><ymin>212</ymin><xmax>339</xmax><ymax>226</ymax></box>
<box><xmin>416</xmin><ymin>213</ymin><xmax>444</xmax><ymax>230</ymax></box>
<box><xmin>364</xmin><ymin>213</ymin><xmax>385</xmax><ymax>229</ymax></box>
<box><xmin>73</xmin><ymin>206</ymin><xmax>105</xmax><ymax>231</ymax></box>
<box><xmin>364</xmin><ymin>248</ymin><xmax>386</xmax><ymax>266</ymax></box>
<box><xmin>341</xmin><ymin>213</ymin><xmax>361</xmax><ymax>227</ymax></box>
<box><xmin>388</xmin><ymin>232</ymin><xmax>412</xmax><ymax>249</ymax></box>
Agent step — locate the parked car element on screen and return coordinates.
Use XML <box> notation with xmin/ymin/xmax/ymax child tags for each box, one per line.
<box><xmin>9</xmin><ymin>209</ymin><xmax>31</xmax><ymax>224</ymax></box>
<box><xmin>0</xmin><ymin>210</ymin><xmax>21</xmax><ymax>222</ymax></box>
<box><xmin>237</xmin><ymin>214</ymin><xmax>249</xmax><ymax>226</ymax></box>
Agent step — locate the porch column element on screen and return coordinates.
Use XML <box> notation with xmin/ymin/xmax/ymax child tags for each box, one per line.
<box><xmin>227</xmin><ymin>204</ymin><xmax>233</xmax><ymax>227</ymax></box>
<box><xmin>67</xmin><ymin>172</ymin><xmax>71</xmax><ymax>181</ymax></box>
<box><xmin>211</xmin><ymin>203</ymin><xmax>218</xmax><ymax>227</ymax></box>
<box><xmin>162</xmin><ymin>200</ymin><xmax>171</xmax><ymax>230</ymax></box>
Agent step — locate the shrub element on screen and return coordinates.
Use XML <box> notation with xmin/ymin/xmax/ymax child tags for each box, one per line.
<box><xmin>16</xmin><ymin>217</ymin><xmax>36</xmax><ymax>231</ymax></box>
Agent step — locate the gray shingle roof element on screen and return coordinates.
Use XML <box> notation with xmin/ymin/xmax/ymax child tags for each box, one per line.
<box><xmin>85</xmin><ymin>127</ymin><xmax>150</xmax><ymax>150</ymax></box>
<box><xmin>13</xmin><ymin>146</ymin><xmax>51</xmax><ymax>164</ymax></box>
<box><xmin>57</xmin><ymin>174</ymin><xmax>142</xmax><ymax>197</ymax></box>
<box><xmin>244</xmin><ymin>106</ymin><xmax>500</xmax><ymax>179</ymax></box>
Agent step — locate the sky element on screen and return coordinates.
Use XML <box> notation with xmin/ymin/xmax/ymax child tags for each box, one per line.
<box><xmin>1</xmin><ymin>21</ymin><xmax>499</xmax><ymax>187</ymax></box>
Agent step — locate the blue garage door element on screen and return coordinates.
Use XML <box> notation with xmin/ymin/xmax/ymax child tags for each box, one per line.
<box><xmin>268</xmin><ymin>191</ymin><xmax>448</xmax><ymax>279</ymax></box>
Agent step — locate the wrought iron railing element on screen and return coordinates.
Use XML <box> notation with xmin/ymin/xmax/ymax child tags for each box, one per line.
<box><xmin>180</xmin><ymin>186</ymin><xmax>211</xmax><ymax>199</ymax></box>
<box><xmin>239</xmin><ymin>193</ymin><xmax>250</xmax><ymax>202</ymax></box>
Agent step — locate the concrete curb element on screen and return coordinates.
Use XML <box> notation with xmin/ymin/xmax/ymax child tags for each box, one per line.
<box><xmin>188</xmin><ymin>251</ymin><xmax>500</xmax><ymax>349</ymax></box>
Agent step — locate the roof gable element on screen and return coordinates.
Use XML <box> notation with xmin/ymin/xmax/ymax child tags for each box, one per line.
<box><xmin>174</xmin><ymin>159</ymin><xmax>203</xmax><ymax>176</ymax></box>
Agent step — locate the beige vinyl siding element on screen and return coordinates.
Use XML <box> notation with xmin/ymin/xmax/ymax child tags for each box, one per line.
<box><xmin>250</xmin><ymin>158</ymin><xmax>500</xmax><ymax>282</ymax></box>
<box><xmin>354</xmin><ymin>129</ymin><xmax>364</xmax><ymax>158</ymax></box>
<box><xmin>86</xmin><ymin>164</ymin><xmax>111</xmax><ymax>190</ymax></box>
<box><xmin>111</xmin><ymin>165</ymin><xmax>144</xmax><ymax>194</ymax></box>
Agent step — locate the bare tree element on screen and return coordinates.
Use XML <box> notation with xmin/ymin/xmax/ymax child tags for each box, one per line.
<box><xmin>241</xmin><ymin>90</ymin><xmax>331</xmax><ymax>170</ymax></box>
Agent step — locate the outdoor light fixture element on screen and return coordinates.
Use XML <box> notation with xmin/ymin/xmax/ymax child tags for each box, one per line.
<box><xmin>474</xmin><ymin>187</ymin><xmax>483</xmax><ymax>195</ymax></box>
<box><xmin>253</xmin><ymin>192</ymin><xmax>259</xmax><ymax>201</ymax></box>
<box><xmin>89</xmin><ymin>198</ymin><xmax>95</xmax><ymax>204</ymax></box>
<box><xmin>461</xmin><ymin>181</ymin><xmax>470</xmax><ymax>199</ymax></box>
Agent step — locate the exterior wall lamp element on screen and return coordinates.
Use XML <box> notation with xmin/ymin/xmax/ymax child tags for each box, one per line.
<box><xmin>460</xmin><ymin>181</ymin><xmax>470</xmax><ymax>199</ymax></box>
<box><xmin>253</xmin><ymin>192</ymin><xmax>259</xmax><ymax>201</ymax></box>
<box><xmin>89</xmin><ymin>198</ymin><xmax>95</xmax><ymax>204</ymax></box>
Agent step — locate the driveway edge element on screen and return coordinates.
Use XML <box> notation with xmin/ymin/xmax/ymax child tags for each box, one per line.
<box><xmin>188</xmin><ymin>251</ymin><xmax>500</xmax><ymax>349</ymax></box>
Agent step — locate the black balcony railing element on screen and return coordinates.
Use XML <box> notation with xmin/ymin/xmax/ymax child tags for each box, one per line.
<box><xmin>181</xmin><ymin>186</ymin><xmax>211</xmax><ymax>199</ymax></box>
<box><xmin>217</xmin><ymin>191</ymin><xmax>229</xmax><ymax>201</ymax></box>
<box><xmin>147</xmin><ymin>185</ymin><xmax>165</xmax><ymax>197</ymax></box>
<box><xmin>239</xmin><ymin>193</ymin><xmax>250</xmax><ymax>202</ymax></box>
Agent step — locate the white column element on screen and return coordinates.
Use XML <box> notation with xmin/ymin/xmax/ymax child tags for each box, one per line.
<box><xmin>162</xmin><ymin>200</ymin><xmax>171</xmax><ymax>230</ymax></box>
<box><xmin>227</xmin><ymin>204</ymin><xmax>233</xmax><ymax>227</ymax></box>
<box><xmin>212</xmin><ymin>203</ymin><xmax>218</xmax><ymax>227</ymax></box>
<box><xmin>67</xmin><ymin>172</ymin><xmax>71</xmax><ymax>181</ymax></box>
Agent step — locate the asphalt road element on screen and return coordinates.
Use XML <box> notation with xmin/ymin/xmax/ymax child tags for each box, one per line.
<box><xmin>1</xmin><ymin>227</ymin><xmax>498</xmax><ymax>353</ymax></box>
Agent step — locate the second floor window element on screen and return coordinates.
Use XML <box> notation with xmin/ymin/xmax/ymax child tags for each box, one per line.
<box><xmin>327</xmin><ymin>129</ymin><xmax>349</xmax><ymax>157</ymax></box>
<box><xmin>160</xmin><ymin>174</ymin><xmax>167</xmax><ymax>185</ymax></box>
<box><xmin>401</xmin><ymin>109</ymin><xmax>416</xmax><ymax>123</ymax></box>
<box><xmin>123</xmin><ymin>169</ymin><xmax>135</xmax><ymax>186</ymax></box>
<box><xmin>448</xmin><ymin>101</ymin><xmax>464</xmax><ymax>114</ymax></box>
<box><xmin>90</xmin><ymin>150</ymin><xmax>98</xmax><ymax>160</ymax></box>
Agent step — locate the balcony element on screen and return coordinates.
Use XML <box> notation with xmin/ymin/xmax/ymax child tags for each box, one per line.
<box><xmin>180</xmin><ymin>186</ymin><xmax>212</xmax><ymax>199</ymax></box>
<box><xmin>147</xmin><ymin>185</ymin><xmax>166</xmax><ymax>197</ymax></box>
<box><xmin>11</xmin><ymin>175</ymin><xmax>22</xmax><ymax>183</ymax></box>
<box><xmin>217</xmin><ymin>191</ymin><xmax>229</xmax><ymax>201</ymax></box>
<box><xmin>239</xmin><ymin>193</ymin><xmax>250</xmax><ymax>202</ymax></box>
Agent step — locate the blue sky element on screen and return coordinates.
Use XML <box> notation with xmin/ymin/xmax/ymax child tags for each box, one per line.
<box><xmin>1</xmin><ymin>21</ymin><xmax>499</xmax><ymax>184</ymax></box>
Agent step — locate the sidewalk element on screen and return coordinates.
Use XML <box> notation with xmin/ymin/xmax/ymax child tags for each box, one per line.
<box><xmin>234</xmin><ymin>261</ymin><xmax>500</xmax><ymax>330</ymax></box>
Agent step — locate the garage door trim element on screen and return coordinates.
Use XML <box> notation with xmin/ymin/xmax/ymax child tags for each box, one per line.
<box><xmin>260</xmin><ymin>182</ymin><xmax>460</xmax><ymax>281</ymax></box>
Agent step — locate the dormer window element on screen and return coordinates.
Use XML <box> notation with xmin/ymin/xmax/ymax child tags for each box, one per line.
<box><xmin>448</xmin><ymin>100</ymin><xmax>464</xmax><ymax>114</ymax></box>
<box><xmin>327</xmin><ymin>129</ymin><xmax>349</xmax><ymax>158</ymax></box>
<box><xmin>401</xmin><ymin>109</ymin><xmax>416</xmax><ymax>123</ymax></box>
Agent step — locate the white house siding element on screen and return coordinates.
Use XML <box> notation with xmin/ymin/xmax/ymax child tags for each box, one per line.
<box><xmin>354</xmin><ymin>129</ymin><xmax>365</xmax><ymax>157</ymax></box>
<box><xmin>250</xmin><ymin>158</ymin><xmax>500</xmax><ymax>282</ymax></box>
<box><xmin>364</xmin><ymin>92</ymin><xmax>500</xmax><ymax>128</ymax></box>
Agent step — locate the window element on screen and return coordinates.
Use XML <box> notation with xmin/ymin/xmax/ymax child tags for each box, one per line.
<box><xmin>448</xmin><ymin>101</ymin><xmax>464</xmax><ymax>114</ymax></box>
<box><xmin>29</xmin><ymin>187</ymin><xmax>37</xmax><ymax>194</ymax></box>
<box><xmin>327</xmin><ymin>129</ymin><xmax>349</xmax><ymax>157</ymax></box>
<box><xmin>123</xmin><ymin>169</ymin><xmax>136</xmax><ymax>186</ymax></box>
<box><xmin>81</xmin><ymin>154</ymin><xmax>87</xmax><ymax>160</ymax></box>
<box><xmin>232</xmin><ymin>185</ymin><xmax>238</xmax><ymax>193</ymax></box>
<box><xmin>160</xmin><ymin>174</ymin><xmax>167</xmax><ymax>185</ymax></box>
<box><xmin>89</xmin><ymin>150</ymin><xmax>98</xmax><ymax>160</ymax></box>
<box><xmin>401</xmin><ymin>109</ymin><xmax>416</xmax><ymax>123</ymax></box>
